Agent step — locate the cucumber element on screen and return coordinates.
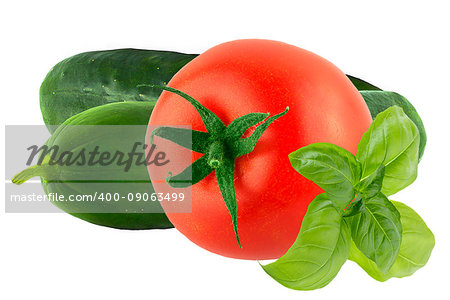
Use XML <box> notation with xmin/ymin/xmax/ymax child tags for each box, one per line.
<box><xmin>347</xmin><ymin>75</ymin><xmax>381</xmax><ymax>91</ymax></box>
<box><xmin>13</xmin><ymin>101</ymin><xmax>173</xmax><ymax>230</ymax></box>
<box><xmin>40</xmin><ymin>48</ymin><xmax>197</xmax><ymax>132</ymax></box>
<box><xmin>40</xmin><ymin>49</ymin><xmax>426</xmax><ymax>159</ymax></box>
<box><xmin>349</xmin><ymin>76</ymin><xmax>426</xmax><ymax>160</ymax></box>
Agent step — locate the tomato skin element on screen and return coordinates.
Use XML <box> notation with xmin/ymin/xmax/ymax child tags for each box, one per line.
<box><xmin>148</xmin><ymin>39</ymin><xmax>372</xmax><ymax>260</ymax></box>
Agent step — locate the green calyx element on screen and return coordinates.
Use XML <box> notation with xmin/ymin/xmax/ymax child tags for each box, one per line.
<box><xmin>147</xmin><ymin>85</ymin><xmax>289</xmax><ymax>247</ymax></box>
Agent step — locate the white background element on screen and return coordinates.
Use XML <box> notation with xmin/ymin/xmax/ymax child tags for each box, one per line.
<box><xmin>1</xmin><ymin>0</ymin><xmax>449</xmax><ymax>299</ymax></box>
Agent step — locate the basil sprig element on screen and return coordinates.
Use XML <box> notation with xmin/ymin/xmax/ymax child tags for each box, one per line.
<box><xmin>261</xmin><ymin>194</ymin><xmax>351</xmax><ymax>290</ymax></box>
<box><xmin>262</xmin><ymin>105</ymin><xmax>433</xmax><ymax>290</ymax></box>
<box><xmin>349</xmin><ymin>200</ymin><xmax>435</xmax><ymax>281</ymax></box>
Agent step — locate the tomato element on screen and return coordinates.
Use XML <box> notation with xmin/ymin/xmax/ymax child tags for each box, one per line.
<box><xmin>147</xmin><ymin>39</ymin><xmax>372</xmax><ymax>260</ymax></box>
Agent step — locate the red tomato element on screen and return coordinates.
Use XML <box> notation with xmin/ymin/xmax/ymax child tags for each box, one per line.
<box><xmin>147</xmin><ymin>39</ymin><xmax>371</xmax><ymax>260</ymax></box>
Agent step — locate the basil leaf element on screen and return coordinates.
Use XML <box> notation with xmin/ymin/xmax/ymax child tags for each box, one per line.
<box><xmin>357</xmin><ymin>106</ymin><xmax>420</xmax><ymax>196</ymax></box>
<box><xmin>349</xmin><ymin>201</ymin><xmax>435</xmax><ymax>281</ymax></box>
<box><xmin>261</xmin><ymin>194</ymin><xmax>350</xmax><ymax>290</ymax></box>
<box><xmin>360</xmin><ymin>91</ymin><xmax>426</xmax><ymax>161</ymax></box>
<box><xmin>289</xmin><ymin>143</ymin><xmax>361</xmax><ymax>210</ymax></box>
<box><xmin>357</xmin><ymin>165</ymin><xmax>385</xmax><ymax>199</ymax></box>
<box><xmin>346</xmin><ymin>193</ymin><xmax>402</xmax><ymax>273</ymax></box>
<box><xmin>342</xmin><ymin>195</ymin><xmax>365</xmax><ymax>218</ymax></box>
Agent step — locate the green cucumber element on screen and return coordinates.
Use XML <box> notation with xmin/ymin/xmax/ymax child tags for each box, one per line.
<box><xmin>40</xmin><ymin>49</ymin><xmax>197</xmax><ymax>132</ymax></box>
<box><xmin>347</xmin><ymin>75</ymin><xmax>381</xmax><ymax>91</ymax></box>
<box><xmin>349</xmin><ymin>76</ymin><xmax>426</xmax><ymax>160</ymax></box>
<box><xmin>40</xmin><ymin>49</ymin><xmax>426</xmax><ymax>158</ymax></box>
<box><xmin>13</xmin><ymin>101</ymin><xmax>173</xmax><ymax>230</ymax></box>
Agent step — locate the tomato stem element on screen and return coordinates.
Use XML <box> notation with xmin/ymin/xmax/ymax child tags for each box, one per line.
<box><xmin>149</xmin><ymin>85</ymin><xmax>288</xmax><ymax>247</ymax></box>
<box><xmin>207</xmin><ymin>141</ymin><xmax>224</xmax><ymax>168</ymax></box>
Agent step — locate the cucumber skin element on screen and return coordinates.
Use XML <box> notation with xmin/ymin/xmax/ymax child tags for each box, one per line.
<box><xmin>43</xmin><ymin>101</ymin><xmax>173</xmax><ymax>230</ymax></box>
<box><xmin>40</xmin><ymin>49</ymin><xmax>426</xmax><ymax>159</ymax></box>
<box><xmin>40</xmin><ymin>49</ymin><xmax>197</xmax><ymax>133</ymax></box>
